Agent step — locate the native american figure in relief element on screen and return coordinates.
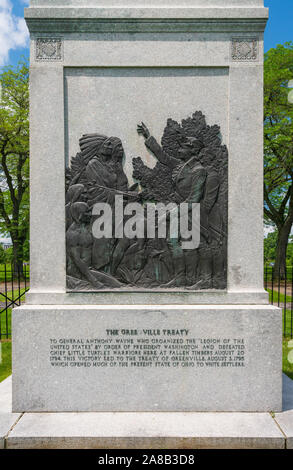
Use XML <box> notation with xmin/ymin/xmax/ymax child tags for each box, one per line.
<box><xmin>65</xmin><ymin>111</ymin><xmax>228</xmax><ymax>291</ymax></box>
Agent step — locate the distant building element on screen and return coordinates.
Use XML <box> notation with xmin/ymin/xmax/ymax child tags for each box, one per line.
<box><xmin>0</xmin><ymin>238</ymin><xmax>12</xmax><ymax>250</ymax></box>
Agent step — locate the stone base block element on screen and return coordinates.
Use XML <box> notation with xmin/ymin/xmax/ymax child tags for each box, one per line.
<box><xmin>275</xmin><ymin>375</ymin><xmax>293</xmax><ymax>449</ymax></box>
<box><xmin>12</xmin><ymin>304</ymin><xmax>282</xmax><ymax>412</ymax></box>
<box><xmin>2</xmin><ymin>373</ymin><xmax>292</xmax><ymax>450</ymax></box>
<box><xmin>6</xmin><ymin>411</ymin><xmax>285</xmax><ymax>450</ymax></box>
<box><xmin>0</xmin><ymin>377</ymin><xmax>21</xmax><ymax>449</ymax></box>
<box><xmin>0</xmin><ymin>413</ymin><xmax>20</xmax><ymax>449</ymax></box>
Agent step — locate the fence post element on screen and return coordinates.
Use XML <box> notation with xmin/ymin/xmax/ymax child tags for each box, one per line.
<box><xmin>0</xmin><ymin>262</ymin><xmax>30</xmax><ymax>340</ymax></box>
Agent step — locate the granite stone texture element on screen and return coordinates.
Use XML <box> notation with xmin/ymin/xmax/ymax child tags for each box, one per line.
<box><xmin>275</xmin><ymin>375</ymin><xmax>293</xmax><ymax>449</ymax></box>
<box><xmin>27</xmin><ymin>32</ymin><xmax>266</xmax><ymax>302</ymax></box>
<box><xmin>0</xmin><ymin>376</ymin><xmax>12</xmax><ymax>413</ymax></box>
<box><xmin>0</xmin><ymin>414</ymin><xmax>20</xmax><ymax>449</ymax></box>
<box><xmin>6</xmin><ymin>411</ymin><xmax>284</xmax><ymax>450</ymax></box>
<box><xmin>25</xmin><ymin>290</ymin><xmax>269</xmax><ymax>306</ymax></box>
<box><xmin>25</xmin><ymin>8</ymin><xmax>269</xmax><ymax>36</ymax></box>
<box><xmin>25</xmin><ymin>0</ymin><xmax>267</xmax><ymax>303</ymax></box>
<box><xmin>30</xmin><ymin>0</ymin><xmax>264</xmax><ymax>7</ymax></box>
<box><xmin>25</xmin><ymin>7</ymin><xmax>268</xmax><ymax>20</ymax></box>
<box><xmin>25</xmin><ymin>0</ymin><xmax>269</xmax><ymax>35</ymax></box>
<box><xmin>274</xmin><ymin>411</ymin><xmax>293</xmax><ymax>449</ymax></box>
<box><xmin>59</xmin><ymin>33</ymin><xmax>260</xmax><ymax>68</ymax></box>
<box><xmin>2</xmin><ymin>374</ymin><xmax>293</xmax><ymax>449</ymax></box>
<box><xmin>16</xmin><ymin>0</ymin><xmax>280</xmax><ymax>417</ymax></box>
<box><xmin>0</xmin><ymin>377</ymin><xmax>21</xmax><ymax>449</ymax></box>
<box><xmin>12</xmin><ymin>305</ymin><xmax>282</xmax><ymax>413</ymax></box>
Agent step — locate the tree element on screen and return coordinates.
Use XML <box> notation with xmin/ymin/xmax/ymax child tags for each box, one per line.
<box><xmin>3</xmin><ymin>246</ymin><xmax>13</xmax><ymax>264</ymax></box>
<box><xmin>264</xmin><ymin>231</ymin><xmax>277</xmax><ymax>265</ymax></box>
<box><xmin>287</xmin><ymin>235</ymin><xmax>293</xmax><ymax>267</ymax></box>
<box><xmin>0</xmin><ymin>60</ymin><xmax>29</xmax><ymax>273</ymax></box>
<box><xmin>264</xmin><ymin>230</ymin><xmax>293</xmax><ymax>266</ymax></box>
<box><xmin>264</xmin><ymin>42</ymin><xmax>293</xmax><ymax>277</ymax></box>
<box><xmin>0</xmin><ymin>244</ymin><xmax>5</xmax><ymax>264</ymax></box>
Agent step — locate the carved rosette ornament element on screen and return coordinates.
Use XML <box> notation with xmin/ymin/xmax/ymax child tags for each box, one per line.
<box><xmin>231</xmin><ymin>38</ymin><xmax>258</xmax><ymax>61</ymax></box>
<box><xmin>36</xmin><ymin>38</ymin><xmax>63</xmax><ymax>61</ymax></box>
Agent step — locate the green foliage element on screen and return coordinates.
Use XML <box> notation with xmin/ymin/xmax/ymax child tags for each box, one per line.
<box><xmin>264</xmin><ymin>43</ymin><xmax>293</xmax><ymax>193</ymax></box>
<box><xmin>23</xmin><ymin>238</ymin><xmax>29</xmax><ymax>261</ymax></box>
<box><xmin>264</xmin><ymin>231</ymin><xmax>278</xmax><ymax>264</ymax></box>
<box><xmin>287</xmin><ymin>236</ymin><xmax>293</xmax><ymax>266</ymax></box>
<box><xmin>0</xmin><ymin>59</ymin><xmax>29</xmax><ymax>267</ymax></box>
<box><xmin>264</xmin><ymin>231</ymin><xmax>293</xmax><ymax>266</ymax></box>
<box><xmin>0</xmin><ymin>263</ymin><xmax>29</xmax><ymax>281</ymax></box>
<box><xmin>283</xmin><ymin>339</ymin><xmax>293</xmax><ymax>381</ymax></box>
<box><xmin>3</xmin><ymin>246</ymin><xmax>13</xmax><ymax>263</ymax></box>
<box><xmin>267</xmin><ymin>288</ymin><xmax>293</xmax><ymax>304</ymax></box>
<box><xmin>0</xmin><ymin>307</ymin><xmax>11</xmax><ymax>339</ymax></box>
<box><xmin>264</xmin><ymin>43</ymin><xmax>293</xmax><ymax>273</ymax></box>
<box><xmin>0</xmin><ymin>341</ymin><xmax>12</xmax><ymax>383</ymax></box>
<box><xmin>0</xmin><ymin>244</ymin><xmax>5</xmax><ymax>264</ymax></box>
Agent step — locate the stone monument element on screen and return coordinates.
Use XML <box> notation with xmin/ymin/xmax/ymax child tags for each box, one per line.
<box><xmin>13</xmin><ymin>0</ymin><xmax>282</xmax><ymax>413</ymax></box>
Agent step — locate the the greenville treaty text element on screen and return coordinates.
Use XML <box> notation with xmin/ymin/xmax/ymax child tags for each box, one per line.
<box><xmin>50</xmin><ymin>329</ymin><xmax>245</xmax><ymax>369</ymax></box>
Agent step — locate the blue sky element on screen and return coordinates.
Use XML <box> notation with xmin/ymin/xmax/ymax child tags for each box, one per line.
<box><xmin>0</xmin><ymin>0</ymin><xmax>292</xmax><ymax>66</ymax></box>
<box><xmin>264</xmin><ymin>0</ymin><xmax>293</xmax><ymax>51</ymax></box>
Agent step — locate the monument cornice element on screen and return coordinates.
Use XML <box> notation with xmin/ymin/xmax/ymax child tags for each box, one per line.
<box><xmin>25</xmin><ymin>7</ymin><xmax>268</xmax><ymax>33</ymax></box>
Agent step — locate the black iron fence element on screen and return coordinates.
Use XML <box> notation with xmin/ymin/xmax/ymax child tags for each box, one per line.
<box><xmin>0</xmin><ymin>263</ymin><xmax>292</xmax><ymax>339</ymax></box>
<box><xmin>0</xmin><ymin>264</ymin><xmax>30</xmax><ymax>339</ymax></box>
<box><xmin>264</xmin><ymin>266</ymin><xmax>293</xmax><ymax>339</ymax></box>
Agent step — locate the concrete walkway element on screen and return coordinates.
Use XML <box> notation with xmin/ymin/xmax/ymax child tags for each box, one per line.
<box><xmin>0</xmin><ymin>375</ymin><xmax>292</xmax><ymax>449</ymax></box>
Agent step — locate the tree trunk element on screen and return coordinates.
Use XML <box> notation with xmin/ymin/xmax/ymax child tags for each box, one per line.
<box><xmin>274</xmin><ymin>220</ymin><xmax>293</xmax><ymax>278</ymax></box>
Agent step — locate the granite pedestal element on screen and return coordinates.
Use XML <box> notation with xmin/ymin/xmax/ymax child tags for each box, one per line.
<box><xmin>2</xmin><ymin>374</ymin><xmax>293</xmax><ymax>449</ymax></box>
<box><xmin>12</xmin><ymin>0</ymin><xmax>282</xmax><ymax>418</ymax></box>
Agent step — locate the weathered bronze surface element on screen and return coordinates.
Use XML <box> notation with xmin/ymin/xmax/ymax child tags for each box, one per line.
<box><xmin>66</xmin><ymin>111</ymin><xmax>228</xmax><ymax>291</ymax></box>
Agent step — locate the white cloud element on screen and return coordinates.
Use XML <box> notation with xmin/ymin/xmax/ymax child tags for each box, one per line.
<box><xmin>0</xmin><ymin>0</ymin><xmax>29</xmax><ymax>66</ymax></box>
<box><xmin>264</xmin><ymin>225</ymin><xmax>275</xmax><ymax>237</ymax></box>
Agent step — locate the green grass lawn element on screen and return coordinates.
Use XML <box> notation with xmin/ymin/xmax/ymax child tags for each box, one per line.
<box><xmin>267</xmin><ymin>288</ymin><xmax>292</xmax><ymax>304</ymax></box>
<box><xmin>0</xmin><ymin>288</ymin><xmax>28</xmax><ymax>382</ymax></box>
<box><xmin>0</xmin><ymin>290</ymin><xmax>27</xmax><ymax>339</ymax></box>
<box><xmin>0</xmin><ymin>292</ymin><xmax>18</xmax><ymax>382</ymax></box>
<box><xmin>0</xmin><ymin>287</ymin><xmax>27</xmax><ymax>304</ymax></box>
<box><xmin>0</xmin><ymin>264</ymin><xmax>30</xmax><ymax>282</ymax></box>
<box><xmin>283</xmin><ymin>338</ymin><xmax>293</xmax><ymax>380</ymax></box>
<box><xmin>0</xmin><ymin>340</ymin><xmax>12</xmax><ymax>383</ymax></box>
<box><xmin>0</xmin><ymin>303</ymin><xmax>12</xmax><ymax>382</ymax></box>
<box><xmin>0</xmin><ymin>308</ymin><xmax>11</xmax><ymax>339</ymax></box>
<box><xmin>283</xmin><ymin>309</ymin><xmax>293</xmax><ymax>338</ymax></box>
